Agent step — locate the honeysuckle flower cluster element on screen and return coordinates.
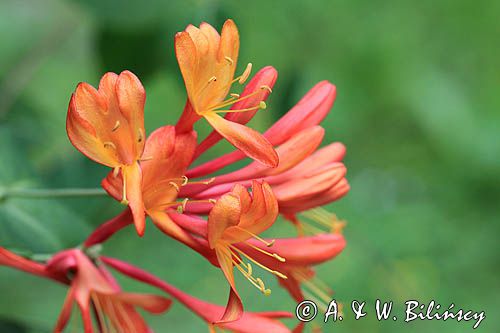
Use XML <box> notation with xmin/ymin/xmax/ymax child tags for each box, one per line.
<box><xmin>0</xmin><ymin>19</ymin><xmax>349</xmax><ymax>332</ymax></box>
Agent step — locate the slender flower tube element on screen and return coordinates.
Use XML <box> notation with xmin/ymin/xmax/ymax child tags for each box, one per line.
<box><xmin>102</xmin><ymin>256</ymin><xmax>298</xmax><ymax>333</ymax></box>
<box><xmin>66</xmin><ymin>71</ymin><xmax>147</xmax><ymax>235</ymax></box>
<box><xmin>175</xmin><ymin>20</ymin><xmax>278</xmax><ymax>167</ymax></box>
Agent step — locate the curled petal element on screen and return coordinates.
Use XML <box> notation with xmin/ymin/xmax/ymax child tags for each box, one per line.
<box><xmin>122</xmin><ymin>163</ymin><xmax>146</xmax><ymax>236</ymax></box>
<box><xmin>204</xmin><ymin>112</ymin><xmax>278</xmax><ymax>167</ymax></box>
<box><xmin>208</xmin><ymin>193</ymin><xmax>241</xmax><ymax>248</ymax></box>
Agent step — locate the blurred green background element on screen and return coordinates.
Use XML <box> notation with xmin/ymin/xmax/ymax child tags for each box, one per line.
<box><xmin>0</xmin><ymin>0</ymin><xmax>498</xmax><ymax>332</ymax></box>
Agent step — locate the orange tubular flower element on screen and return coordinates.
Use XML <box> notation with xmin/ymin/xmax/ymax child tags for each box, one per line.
<box><xmin>101</xmin><ymin>125</ymin><xmax>214</xmax><ymax>254</ymax></box>
<box><xmin>175</xmin><ymin>20</ymin><xmax>278</xmax><ymax>167</ymax></box>
<box><xmin>46</xmin><ymin>249</ymin><xmax>171</xmax><ymax>333</ymax></box>
<box><xmin>207</xmin><ymin>181</ymin><xmax>286</xmax><ymax>322</ymax></box>
<box><xmin>66</xmin><ymin>71</ymin><xmax>147</xmax><ymax>235</ymax></box>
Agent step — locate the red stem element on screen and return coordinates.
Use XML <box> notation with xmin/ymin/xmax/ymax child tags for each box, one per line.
<box><xmin>84</xmin><ymin>208</ymin><xmax>133</xmax><ymax>247</ymax></box>
<box><xmin>175</xmin><ymin>100</ymin><xmax>200</xmax><ymax>133</ymax></box>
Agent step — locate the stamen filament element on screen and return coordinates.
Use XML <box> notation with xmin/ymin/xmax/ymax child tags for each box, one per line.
<box><xmin>91</xmin><ymin>293</ymin><xmax>109</xmax><ymax>333</ymax></box>
<box><xmin>208</xmin><ymin>87</ymin><xmax>266</xmax><ymax>111</ymax></box>
<box><xmin>244</xmin><ymin>241</ymin><xmax>285</xmax><ymax>262</ymax></box>
<box><xmin>229</xmin><ymin>245</ymin><xmax>287</xmax><ymax>279</ymax></box>
<box><xmin>121</xmin><ymin>170</ymin><xmax>128</xmax><ymax>205</ymax></box>
<box><xmin>234</xmin><ymin>226</ymin><xmax>275</xmax><ymax>247</ymax></box>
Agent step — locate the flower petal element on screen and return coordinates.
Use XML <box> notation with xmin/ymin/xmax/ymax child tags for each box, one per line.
<box><xmin>204</xmin><ymin>112</ymin><xmax>278</xmax><ymax>167</ymax></box>
<box><xmin>111</xmin><ymin>292</ymin><xmax>171</xmax><ymax>314</ymax></box>
<box><xmin>115</xmin><ymin>70</ymin><xmax>146</xmax><ymax>156</ymax></box>
<box><xmin>208</xmin><ymin>193</ymin><xmax>241</xmax><ymax>248</ymax></box>
<box><xmin>122</xmin><ymin>163</ymin><xmax>146</xmax><ymax>236</ymax></box>
<box><xmin>215</xmin><ymin>247</ymin><xmax>243</xmax><ymax>323</ymax></box>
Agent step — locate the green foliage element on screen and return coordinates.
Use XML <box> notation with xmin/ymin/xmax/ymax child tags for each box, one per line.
<box><xmin>0</xmin><ymin>0</ymin><xmax>498</xmax><ymax>332</ymax></box>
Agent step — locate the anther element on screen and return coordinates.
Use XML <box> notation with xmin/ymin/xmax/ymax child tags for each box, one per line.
<box><xmin>260</xmin><ymin>85</ymin><xmax>273</xmax><ymax>93</ymax></box>
<box><xmin>230</xmin><ymin>93</ymin><xmax>240</xmax><ymax>98</ymax></box>
<box><xmin>137</xmin><ymin>129</ymin><xmax>144</xmax><ymax>143</ymax></box>
<box><xmin>113</xmin><ymin>166</ymin><xmax>120</xmax><ymax>177</ymax></box>
<box><xmin>169</xmin><ymin>181</ymin><xmax>180</xmax><ymax>192</ymax></box>
<box><xmin>203</xmin><ymin>177</ymin><xmax>216</xmax><ymax>185</ymax></box>
<box><xmin>208</xmin><ymin>76</ymin><xmax>217</xmax><ymax>83</ymax></box>
<box><xmin>224</xmin><ymin>56</ymin><xmax>234</xmax><ymax>65</ymax></box>
<box><xmin>259</xmin><ymin>101</ymin><xmax>267</xmax><ymax>109</ymax></box>
<box><xmin>181</xmin><ymin>176</ymin><xmax>189</xmax><ymax>186</ymax></box>
<box><xmin>112</xmin><ymin>120</ymin><xmax>120</xmax><ymax>131</ymax></box>
<box><xmin>238</xmin><ymin>63</ymin><xmax>252</xmax><ymax>84</ymax></box>
<box><xmin>272</xmin><ymin>253</ymin><xmax>286</xmax><ymax>262</ymax></box>
<box><xmin>208</xmin><ymin>199</ymin><xmax>216</xmax><ymax>204</ymax></box>
<box><xmin>140</xmin><ymin>156</ymin><xmax>153</xmax><ymax>162</ymax></box>
<box><xmin>103</xmin><ymin>141</ymin><xmax>116</xmax><ymax>149</ymax></box>
<box><xmin>181</xmin><ymin>198</ymin><xmax>189</xmax><ymax>212</ymax></box>
<box><xmin>267</xmin><ymin>239</ymin><xmax>276</xmax><ymax>247</ymax></box>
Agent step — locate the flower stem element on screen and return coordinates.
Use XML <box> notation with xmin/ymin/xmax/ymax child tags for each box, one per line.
<box><xmin>0</xmin><ymin>188</ymin><xmax>107</xmax><ymax>200</ymax></box>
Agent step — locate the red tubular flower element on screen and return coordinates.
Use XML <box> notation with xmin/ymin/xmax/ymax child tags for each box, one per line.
<box><xmin>66</xmin><ymin>71</ymin><xmax>147</xmax><ymax>235</ymax></box>
<box><xmin>0</xmin><ymin>247</ymin><xmax>66</xmax><ymax>283</ymax></box>
<box><xmin>186</xmin><ymin>80</ymin><xmax>336</xmax><ymax>178</ymax></box>
<box><xmin>175</xmin><ymin>20</ymin><xmax>278</xmax><ymax>167</ymax></box>
<box><xmin>1</xmin><ymin>247</ymin><xmax>171</xmax><ymax>333</ymax></box>
<box><xmin>102</xmin><ymin>256</ymin><xmax>296</xmax><ymax>333</ymax></box>
<box><xmin>46</xmin><ymin>249</ymin><xmax>171</xmax><ymax>333</ymax></box>
<box><xmin>240</xmin><ymin>233</ymin><xmax>346</xmax><ymax>307</ymax></box>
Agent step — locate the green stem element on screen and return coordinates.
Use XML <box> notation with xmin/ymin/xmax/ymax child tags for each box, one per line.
<box><xmin>0</xmin><ymin>188</ymin><xmax>107</xmax><ymax>200</ymax></box>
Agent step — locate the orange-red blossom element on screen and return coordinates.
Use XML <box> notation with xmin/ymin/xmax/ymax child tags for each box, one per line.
<box><xmin>66</xmin><ymin>71</ymin><xmax>147</xmax><ymax>235</ymax></box>
<box><xmin>175</xmin><ymin>20</ymin><xmax>278</xmax><ymax>167</ymax></box>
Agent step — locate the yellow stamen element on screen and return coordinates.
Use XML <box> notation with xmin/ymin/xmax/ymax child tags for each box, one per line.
<box><xmin>139</xmin><ymin>156</ymin><xmax>154</xmax><ymax>162</ymax></box>
<box><xmin>234</xmin><ymin>226</ymin><xmax>275</xmax><ymax>247</ymax></box>
<box><xmin>230</xmin><ymin>93</ymin><xmax>240</xmax><ymax>98</ymax></box>
<box><xmin>121</xmin><ymin>172</ymin><xmax>128</xmax><ymax>205</ymax></box>
<box><xmin>260</xmin><ymin>85</ymin><xmax>272</xmax><ymax>93</ymax></box>
<box><xmin>137</xmin><ymin>128</ymin><xmax>144</xmax><ymax>143</ymax></box>
<box><xmin>169</xmin><ymin>181</ymin><xmax>180</xmax><ymax>192</ymax></box>
<box><xmin>113</xmin><ymin>166</ymin><xmax>120</xmax><ymax>177</ymax></box>
<box><xmin>244</xmin><ymin>241</ymin><xmax>285</xmax><ymax>262</ymax></box>
<box><xmin>208</xmin><ymin>86</ymin><xmax>268</xmax><ymax>111</ymax></box>
<box><xmin>238</xmin><ymin>63</ymin><xmax>252</xmax><ymax>84</ymax></box>
<box><xmin>224</xmin><ymin>56</ymin><xmax>234</xmax><ymax>65</ymax></box>
<box><xmin>112</xmin><ymin>120</ymin><xmax>120</xmax><ymax>132</ymax></box>
<box><xmin>300</xmin><ymin>208</ymin><xmax>347</xmax><ymax>235</ymax></box>
<box><xmin>103</xmin><ymin>141</ymin><xmax>116</xmax><ymax>149</ymax></box>
<box><xmin>229</xmin><ymin>244</ymin><xmax>287</xmax><ymax>279</ymax></box>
